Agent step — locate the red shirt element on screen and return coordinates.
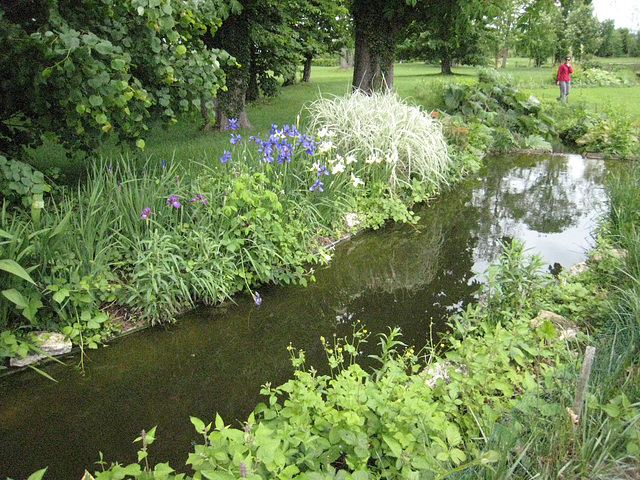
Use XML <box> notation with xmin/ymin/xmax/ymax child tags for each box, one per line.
<box><xmin>557</xmin><ymin>63</ymin><xmax>573</xmax><ymax>82</ymax></box>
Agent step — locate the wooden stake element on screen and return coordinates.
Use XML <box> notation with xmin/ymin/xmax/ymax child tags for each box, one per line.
<box><xmin>572</xmin><ymin>345</ymin><xmax>596</xmax><ymax>424</ymax></box>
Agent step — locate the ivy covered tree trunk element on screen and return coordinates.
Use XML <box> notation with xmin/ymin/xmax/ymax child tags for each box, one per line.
<box><xmin>206</xmin><ymin>11</ymin><xmax>253</xmax><ymax>130</ymax></box>
<box><xmin>351</xmin><ymin>0</ymin><xmax>400</xmax><ymax>93</ymax></box>
<box><xmin>246</xmin><ymin>47</ymin><xmax>261</xmax><ymax>102</ymax></box>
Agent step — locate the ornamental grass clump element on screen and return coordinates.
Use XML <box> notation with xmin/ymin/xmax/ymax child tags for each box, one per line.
<box><xmin>303</xmin><ymin>90</ymin><xmax>452</xmax><ymax>196</ymax></box>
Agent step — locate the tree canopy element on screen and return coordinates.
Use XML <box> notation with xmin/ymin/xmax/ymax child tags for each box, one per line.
<box><xmin>0</xmin><ymin>0</ymin><xmax>236</xmax><ymax>159</ymax></box>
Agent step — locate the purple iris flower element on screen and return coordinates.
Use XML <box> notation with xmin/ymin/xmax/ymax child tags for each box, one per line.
<box><xmin>230</xmin><ymin>134</ymin><xmax>241</xmax><ymax>145</ymax></box>
<box><xmin>301</xmin><ymin>135</ymin><xmax>316</xmax><ymax>155</ymax></box>
<box><xmin>190</xmin><ymin>193</ymin><xmax>208</xmax><ymax>205</ymax></box>
<box><xmin>140</xmin><ymin>207</ymin><xmax>154</xmax><ymax>219</ymax></box>
<box><xmin>254</xmin><ymin>292</ymin><xmax>262</xmax><ymax>306</ymax></box>
<box><xmin>317</xmin><ymin>164</ymin><xmax>329</xmax><ymax>177</ymax></box>
<box><xmin>221</xmin><ymin>151</ymin><xmax>232</xmax><ymax>163</ymax></box>
<box><xmin>310</xmin><ymin>179</ymin><xmax>324</xmax><ymax>192</ymax></box>
<box><xmin>167</xmin><ymin>195</ymin><xmax>181</xmax><ymax>208</ymax></box>
<box><xmin>226</xmin><ymin>118</ymin><xmax>240</xmax><ymax>130</ymax></box>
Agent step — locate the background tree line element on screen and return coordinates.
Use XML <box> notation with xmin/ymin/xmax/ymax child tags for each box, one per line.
<box><xmin>0</xmin><ymin>0</ymin><xmax>638</xmax><ymax>166</ymax></box>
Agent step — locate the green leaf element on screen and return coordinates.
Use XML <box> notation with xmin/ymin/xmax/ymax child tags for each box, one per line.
<box><xmin>111</xmin><ymin>58</ymin><xmax>126</xmax><ymax>70</ymax></box>
<box><xmin>190</xmin><ymin>416</ymin><xmax>206</xmax><ymax>434</ymax></box>
<box><xmin>153</xmin><ymin>462</ymin><xmax>175</xmax><ymax>480</ymax></box>
<box><xmin>89</xmin><ymin>95</ymin><xmax>103</xmax><ymax>107</ymax></box>
<box><xmin>450</xmin><ymin>447</ymin><xmax>466</xmax><ymax>465</ymax></box>
<box><xmin>382</xmin><ymin>435</ymin><xmax>402</xmax><ymax>457</ymax></box>
<box><xmin>121</xmin><ymin>464</ymin><xmax>142</xmax><ymax>476</ymax></box>
<box><xmin>52</xmin><ymin>288</ymin><xmax>70</xmax><ymax>304</ymax></box>
<box><xmin>2</xmin><ymin>288</ymin><xmax>29</xmax><ymax>309</ymax></box>
<box><xmin>50</xmin><ymin>209</ymin><xmax>73</xmax><ymax>239</ymax></box>
<box><xmin>602</xmin><ymin>402</ymin><xmax>621</xmax><ymax>418</ymax></box>
<box><xmin>28</xmin><ymin>365</ymin><xmax>59</xmax><ymax>383</ymax></box>
<box><xmin>0</xmin><ymin>259</ymin><xmax>36</xmax><ymax>284</ymax></box>
<box><xmin>200</xmin><ymin>470</ymin><xmax>236</xmax><ymax>480</ymax></box>
<box><xmin>350</xmin><ymin>471</ymin><xmax>370</xmax><ymax>480</ymax></box>
<box><xmin>214</xmin><ymin>413</ymin><xmax>225</xmax><ymax>430</ymax></box>
<box><xmin>27</xmin><ymin>467</ymin><xmax>48</xmax><ymax>480</ymax></box>
<box><xmin>537</xmin><ymin>320</ymin><xmax>557</xmax><ymax>340</ymax></box>
<box><xmin>176</xmin><ymin>45</ymin><xmax>187</xmax><ymax>55</ymax></box>
<box><xmin>95</xmin><ymin>113</ymin><xmax>108</xmax><ymax>124</ymax></box>
<box><xmin>445</xmin><ymin>424</ymin><xmax>462</xmax><ymax>447</ymax></box>
<box><xmin>95</xmin><ymin>41</ymin><xmax>113</xmax><ymax>55</ymax></box>
<box><xmin>136</xmin><ymin>138</ymin><xmax>146</xmax><ymax>150</ymax></box>
<box><xmin>480</xmin><ymin>450</ymin><xmax>500</xmax><ymax>464</ymax></box>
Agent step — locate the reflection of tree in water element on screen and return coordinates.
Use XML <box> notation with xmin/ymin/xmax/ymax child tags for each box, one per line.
<box><xmin>330</xmin><ymin>219</ymin><xmax>445</xmax><ymax>295</ymax></box>
<box><xmin>470</xmin><ymin>154</ymin><xmax>607</xmax><ymax>264</ymax></box>
<box><xmin>309</xmin><ymin>183</ymin><xmax>480</xmax><ymax>350</ymax></box>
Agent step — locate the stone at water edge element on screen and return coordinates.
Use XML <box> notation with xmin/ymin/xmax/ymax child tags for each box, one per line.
<box><xmin>9</xmin><ymin>331</ymin><xmax>72</xmax><ymax>367</ymax></box>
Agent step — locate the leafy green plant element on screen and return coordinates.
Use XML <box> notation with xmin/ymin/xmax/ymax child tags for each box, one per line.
<box><xmin>558</xmin><ymin>108</ymin><xmax>640</xmax><ymax>159</ymax></box>
<box><xmin>575</xmin><ymin>110</ymin><xmax>640</xmax><ymax>159</ymax></box>
<box><xmin>572</xmin><ymin>67</ymin><xmax>634</xmax><ymax>87</ymax></box>
<box><xmin>436</xmin><ymin>79</ymin><xmax>557</xmax><ymax>155</ymax></box>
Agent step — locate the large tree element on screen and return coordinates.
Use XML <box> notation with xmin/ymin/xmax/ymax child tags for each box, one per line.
<box><xmin>490</xmin><ymin>0</ymin><xmax>522</xmax><ymax>68</ymax></box>
<box><xmin>597</xmin><ymin>19</ymin><xmax>624</xmax><ymax>57</ymax></box>
<box><xmin>397</xmin><ymin>1</ymin><xmax>495</xmax><ymax>74</ymax></box>
<box><xmin>0</xmin><ymin>0</ymin><xmax>235</xmax><ymax>159</ymax></box>
<box><xmin>516</xmin><ymin>0</ymin><xmax>560</xmax><ymax>66</ymax></box>
<box><xmin>290</xmin><ymin>0</ymin><xmax>351</xmax><ymax>83</ymax></box>
<box><xmin>350</xmin><ymin>0</ymin><xmax>418</xmax><ymax>92</ymax></box>
<box><xmin>564</xmin><ymin>1</ymin><xmax>602</xmax><ymax>59</ymax></box>
<box><xmin>207</xmin><ymin>0</ymin><xmax>350</xmax><ymax>130</ymax></box>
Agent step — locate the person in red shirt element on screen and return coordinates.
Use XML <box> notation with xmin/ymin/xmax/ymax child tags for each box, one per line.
<box><xmin>556</xmin><ymin>56</ymin><xmax>573</xmax><ymax>103</ymax></box>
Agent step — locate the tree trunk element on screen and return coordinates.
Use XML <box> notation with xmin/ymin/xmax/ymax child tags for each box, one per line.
<box><xmin>302</xmin><ymin>54</ymin><xmax>313</xmax><ymax>82</ymax></box>
<box><xmin>440</xmin><ymin>55</ymin><xmax>452</xmax><ymax>75</ymax></box>
<box><xmin>246</xmin><ymin>47</ymin><xmax>260</xmax><ymax>102</ymax></box>
<box><xmin>204</xmin><ymin>11</ymin><xmax>253</xmax><ymax>130</ymax></box>
<box><xmin>339</xmin><ymin>48</ymin><xmax>354</xmax><ymax>69</ymax></box>
<box><xmin>351</xmin><ymin>0</ymin><xmax>398</xmax><ymax>93</ymax></box>
<box><xmin>501</xmin><ymin>47</ymin><xmax>508</xmax><ymax>68</ymax></box>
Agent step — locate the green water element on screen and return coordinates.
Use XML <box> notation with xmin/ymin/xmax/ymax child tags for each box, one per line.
<box><xmin>0</xmin><ymin>154</ymin><xmax>611</xmax><ymax>480</ymax></box>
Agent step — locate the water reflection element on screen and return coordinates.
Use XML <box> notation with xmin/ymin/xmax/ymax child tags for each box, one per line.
<box><xmin>467</xmin><ymin>153</ymin><xmax>608</xmax><ymax>272</ymax></box>
<box><xmin>0</xmin><ymin>154</ymin><xmax>610</xmax><ymax>480</ymax></box>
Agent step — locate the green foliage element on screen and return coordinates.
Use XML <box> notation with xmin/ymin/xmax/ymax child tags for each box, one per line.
<box><xmin>436</xmin><ymin>72</ymin><xmax>557</xmax><ymax>155</ymax></box>
<box><xmin>0</xmin><ymin>155</ymin><xmax>51</xmax><ymax>209</ymax></box>
<box><xmin>477</xmin><ymin>239</ymin><xmax>549</xmax><ymax>324</ymax></box>
<box><xmin>0</xmin><ymin>0</ymin><xmax>236</xmax><ymax>158</ymax></box>
<box><xmin>572</xmin><ymin>67</ymin><xmax>635</xmax><ymax>87</ymax></box>
<box><xmin>557</xmin><ymin>108</ymin><xmax>640</xmax><ymax>159</ymax></box>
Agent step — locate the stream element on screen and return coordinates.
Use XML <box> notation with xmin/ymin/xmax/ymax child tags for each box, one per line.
<box><xmin>0</xmin><ymin>153</ymin><xmax>612</xmax><ymax>480</ymax></box>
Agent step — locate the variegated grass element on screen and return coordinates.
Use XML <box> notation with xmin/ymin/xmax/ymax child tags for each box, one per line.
<box><xmin>303</xmin><ymin>90</ymin><xmax>452</xmax><ymax>196</ymax></box>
